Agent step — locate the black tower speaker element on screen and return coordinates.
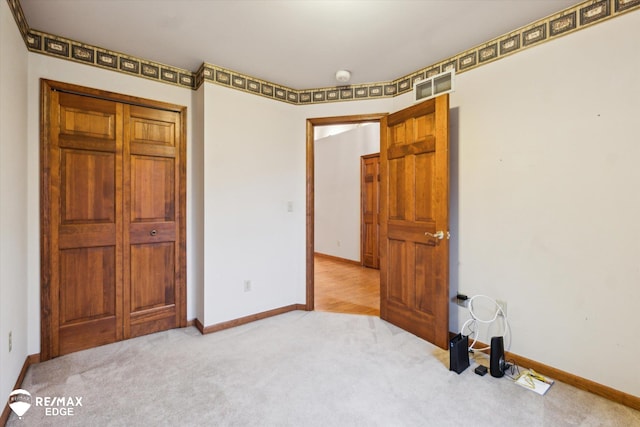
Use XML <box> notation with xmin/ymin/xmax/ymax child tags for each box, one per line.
<box><xmin>490</xmin><ymin>336</ymin><xmax>505</xmax><ymax>378</ymax></box>
<box><xmin>449</xmin><ymin>333</ymin><xmax>470</xmax><ymax>374</ymax></box>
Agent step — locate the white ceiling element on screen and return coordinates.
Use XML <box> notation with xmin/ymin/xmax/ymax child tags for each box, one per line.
<box><xmin>20</xmin><ymin>0</ymin><xmax>580</xmax><ymax>89</ymax></box>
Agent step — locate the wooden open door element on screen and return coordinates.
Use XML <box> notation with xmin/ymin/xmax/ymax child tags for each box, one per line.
<box><xmin>379</xmin><ymin>94</ymin><xmax>450</xmax><ymax>349</ymax></box>
<box><xmin>361</xmin><ymin>153</ymin><xmax>380</xmax><ymax>269</ymax></box>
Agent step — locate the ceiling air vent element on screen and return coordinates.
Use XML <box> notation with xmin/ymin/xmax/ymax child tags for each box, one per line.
<box><xmin>413</xmin><ymin>69</ymin><xmax>455</xmax><ymax>103</ymax></box>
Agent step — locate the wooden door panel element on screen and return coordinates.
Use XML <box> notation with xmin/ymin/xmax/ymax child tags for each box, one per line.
<box><xmin>415</xmin><ymin>114</ymin><xmax>435</xmax><ymax>140</ymax></box>
<box><xmin>415</xmin><ymin>153</ymin><xmax>435</xmax><ymax>222</ymax></box>
<box><xmin>129</xmin><ymin>105</ymin><xmax>177</xmax><ymax>143</ymax></box>
<box><xmin>57</xmin><ymin>246</ymin><xmax>118</xmax><ymax>355</ymax></box>
<box><xmin>361</xmin><ymin>154</ymin><xmax>380</xmax><ymax>269</ymax></box>
<box><xmin>127</xmin><ymin>239</ymin><xmax>178</xmax><ymax>338</ymax></box>
<box><xmin>388</xmin><ymin>222</ymin><xmax>437</xmax><ymax>244</ymax></box>
<box><xmin>391</xmin><ymin>123</ymin><xmax>407</xmax><ymax>146</ymax></box>
<box><xmin>387</xmin><ymin>239</ymin><xmax>408</xmax><ymax>306</ymax></box>
<box><xmin>362</xmin><ymin>223</ymin><xmax>376</xmax><ymax>267</ymax></box>
<box><xmin>363</xmin><ymin>165</ymin><xmax>376</xmax><ymax>215</ymax></box>
<box><xmin>388</xmin><ymin>139</ymin><xmax>436</xmax><ymax>159</ymax></box>
<box><xmin>59</xmin><ymin>247</ymin><xmax>116</xmax><ymax>324</ymax></box>
<box><xmin>128</xmin><ymin>222</ymin><xmax>176</xmax><ymax>244</ymax></box>
<box><xmin>129</xmin><ymin>106</ymin><xmax>177</xmax><ymax>157</ymax></box>
<box><xmin>60</xmin><ymin>150</ymin><xmax>115</xmax><ymax>224</ymax></box>
<box><xmin>124</xmin><ymin>104</ymin><xmax>181</xmax><ymax>340</ymax></box>
<box><xmin>415</xmin><ymin>243</ymin><xmax>435</xmax><ymax>315</ymax></box>
<box><xmin>388</xmin><ymin>158</ymin><xmax>406</xmax><ymax>220</ymax></box>
<box><xmin>129</xmin><ymin>144</ymin><xmax>176</xmax><ymax>158</ymax></box>
<box><xmin>380</xmin><ymin>95</ymin><xmax>449</xmax><ymax>349</ymax></box>
<box><xmin>131</xmin><ymin>116</ymin><xmax>175</xmax><ymax>146</ymax></box>
<box><xmin>130</xmin><ymin>156</ymin><xmax>175</xmax><ymax>222</ymax></box>
<box><xmin>60</xmin><ymin>107</ymin><xmax>115</xmax><ymax>139</ymax></box>
<box><xmin>47</xmin><ymin>91</ymin><xmax>123</xmax><ymax>357</ymax></box>
<box><xmin>58</xmin><ymin>224</ymin><xmax>116</xmax><ymax>249</ymax></box>
<box><xmin>59</xmin><ymin>318</ymin><xmax>118</xmax><ymax>356</ymax></box>
<box><xmin>130</xmin><ymin>243</ymin><xmax>175</xmax><ymax>311</ymax></box>
<box><xmin>59</xmin><ymin>93</ymin><xmax>116</xmax><ymax>140</ymax></box>
<box><xmin>129</xmin><ymin>310</ymin><xmax>176</xmax><ymax>338</ymax></box>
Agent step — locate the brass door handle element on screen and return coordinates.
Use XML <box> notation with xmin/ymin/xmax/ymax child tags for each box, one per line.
<box><xmin>425</xmin><ymin>230</ymin><xmax>449</xmax><ymax>240</ymax></box>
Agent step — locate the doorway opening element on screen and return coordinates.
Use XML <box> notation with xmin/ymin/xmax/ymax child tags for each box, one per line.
<box><xmin>306</xmin><ymin>114</ymin><xmax>386</xmax><ymax>315</ymax></box>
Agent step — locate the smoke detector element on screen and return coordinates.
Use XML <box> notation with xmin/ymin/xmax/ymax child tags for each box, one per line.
<box><xmin>335</xmin><ymin>70</ymin><xmax>351</xmax><ymax>84</ymax></box>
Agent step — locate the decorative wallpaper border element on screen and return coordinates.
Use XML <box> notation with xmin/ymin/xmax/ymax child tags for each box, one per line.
<box><xmin>26</xmin><ymin>29</ymin><xmax>195</xmax><ymax>89</ymax></box>
<box><xmin>6</xmin><ymin>0</ymin><xmax>640</xmax><ymax>104</ymax></box>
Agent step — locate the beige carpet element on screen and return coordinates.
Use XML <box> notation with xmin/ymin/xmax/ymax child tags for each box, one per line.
<box><xmin>7</xmin><ymin>311</ymin><xmax>640</xmax><ymax>426</ymax></box>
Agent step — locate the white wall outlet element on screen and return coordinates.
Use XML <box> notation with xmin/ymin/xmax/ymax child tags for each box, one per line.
<box><xmin>286</xmin><ymin>201</ymin><xmax>293</xmax><ymax>212</ymax></box>
<box><xmin>9</xmin><ymin>331</ymin><xmax>12</xmax><ymax>352</ymax></box>
<box><xmin>337</xmin><ymin>240</ymin><xmax>341</xmax><ymax>247</ymax></box>
<box><xmin>244</xmin><ymin>280</ymin><xmax>251</xmax><ymax>292</ymax></box>
<box><xmin>496</xmin><ymin>300</ymin><xmax>507</xmax><ymax>317</ymax></box>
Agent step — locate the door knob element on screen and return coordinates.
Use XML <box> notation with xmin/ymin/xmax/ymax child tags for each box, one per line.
<box><xmin>425</xmin><ymin>230</ymin><xmax>448</xmax><ymax>240</ymax></box>
<box><xmin>150</xmin><ymin>229</ymin><xmax>157</xmax><ymax>236</ymax></box>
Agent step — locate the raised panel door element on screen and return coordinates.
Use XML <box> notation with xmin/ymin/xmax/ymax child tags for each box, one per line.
<box><xmin>124</xmin><ymin>105</ymin><xmax>181</xmax><ymax>338</ymax></box>
<box><xmin>46</xmin><ymin>91</ymin><xmax>123</xmax><ymax>357</ymax></box>
<box><xmin>361</xmin><ymin>153</ymin><xmax>380</xmax><ymax>269</ymax></box>
<box><xmin>380</xmin><ymin>95</ymin><xmax>450</xmax><ymax>349</ymax></box>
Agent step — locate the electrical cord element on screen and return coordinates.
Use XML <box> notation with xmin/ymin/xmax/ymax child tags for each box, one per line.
<box><xmin>460</xmin><ymin>294</ymin><xmax>512</xmax><ymax>353</ymax></box>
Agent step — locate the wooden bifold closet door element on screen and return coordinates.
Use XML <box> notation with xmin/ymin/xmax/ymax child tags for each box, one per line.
<box><xmin>41</xmin><ymin>80</ymin><xmax>186</xmax><ymax>360</ymax></box>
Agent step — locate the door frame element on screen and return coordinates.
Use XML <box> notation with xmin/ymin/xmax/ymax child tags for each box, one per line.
<box><xmin>40</xmin><ymin>79</ymin><xmax>188</xmax><ymax>361</ymax></box>
<box><xmin>305</xmin><ymin>113</ymin><xmax>386</xmax><ymax>310</ymax></box>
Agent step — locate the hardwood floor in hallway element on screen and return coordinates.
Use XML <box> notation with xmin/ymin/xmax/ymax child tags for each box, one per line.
<box><xmin>314</xmin><ymin>254</ymin><xmax>380</xmax><ymax>316</ymax></box>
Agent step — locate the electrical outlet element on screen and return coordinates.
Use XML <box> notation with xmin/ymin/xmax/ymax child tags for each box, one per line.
<box><xmin>244</xmin><ymin>280</ymin><xmax>251</xmax><ymax>292</ymax></box>
<box><xmin>9</xmin><ymin>331</ymin><xmax>12</xmax><ymax>352</ymax></box>
<box><xmin>337</xmin><ymin>240</ymin><xmax>341</xmax><ymax>247</ymax></box>
<box><xmin>496</xmin><ymin>300</ymin><xmax>507</xmax><ymax>317</ymax></box>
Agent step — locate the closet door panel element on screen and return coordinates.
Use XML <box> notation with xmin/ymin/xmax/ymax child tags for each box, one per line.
<box><xmin>46</xmin><ymin>91</ymin><xmax>123</xmax><ymax>357</ymax></box>
<box><xmin>124</xmin><ymin>105</ymin><xmax>181</xmax><ymax>338</ymax></box>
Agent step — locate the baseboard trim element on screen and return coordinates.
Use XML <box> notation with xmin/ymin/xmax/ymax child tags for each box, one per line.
<box><xmin>185</xmin><ymin>319</ymin><xmax>195</xmax><ymax>327</ymax></box>
<box><xmin>314</xmin><ymin>252</ymin><xmax>361</xmax><ymax>266</ymax></box>
<box><xmin>195</xmin><ymin>304</ymin><xmax>307</xmax><ymax>335</ymax></box>
<box><xmin>449</xmin><ymin>333</ymin><xmax>639</xmax><ymax>411</ymax></box>
<box><xmin>1</xmin><ymin>353</ymin><xmax>41</xmax><ymax>426</ymax></box>
<box><xmin>504</xmin><ymin>350</ymin><xmax>639</xmax><ymax>411</ymax></box>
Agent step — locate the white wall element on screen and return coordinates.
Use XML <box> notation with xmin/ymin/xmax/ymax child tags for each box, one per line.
<box><xmin>440</xmin><ymin>12</ymin><xmax>639</xmax><ymax>396</ymax></box>
<box><xmin>314</xmin><ymin>124</ymin><xmax>379</xmax><ymax>261</ymax></box>
<box><xmin>25</xmin><ymin>54</ymin><xmax>201</xmax><ymax>352</ymax></box>
<box><xmin>201</xmin><ymin>83</ymin><xmax>306</xmax><ymax>324</ymax></box>
<box><xmin>0</xmin><ymin>0</ymin><xmax>29</xmax><ymax>406</ymax></box>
